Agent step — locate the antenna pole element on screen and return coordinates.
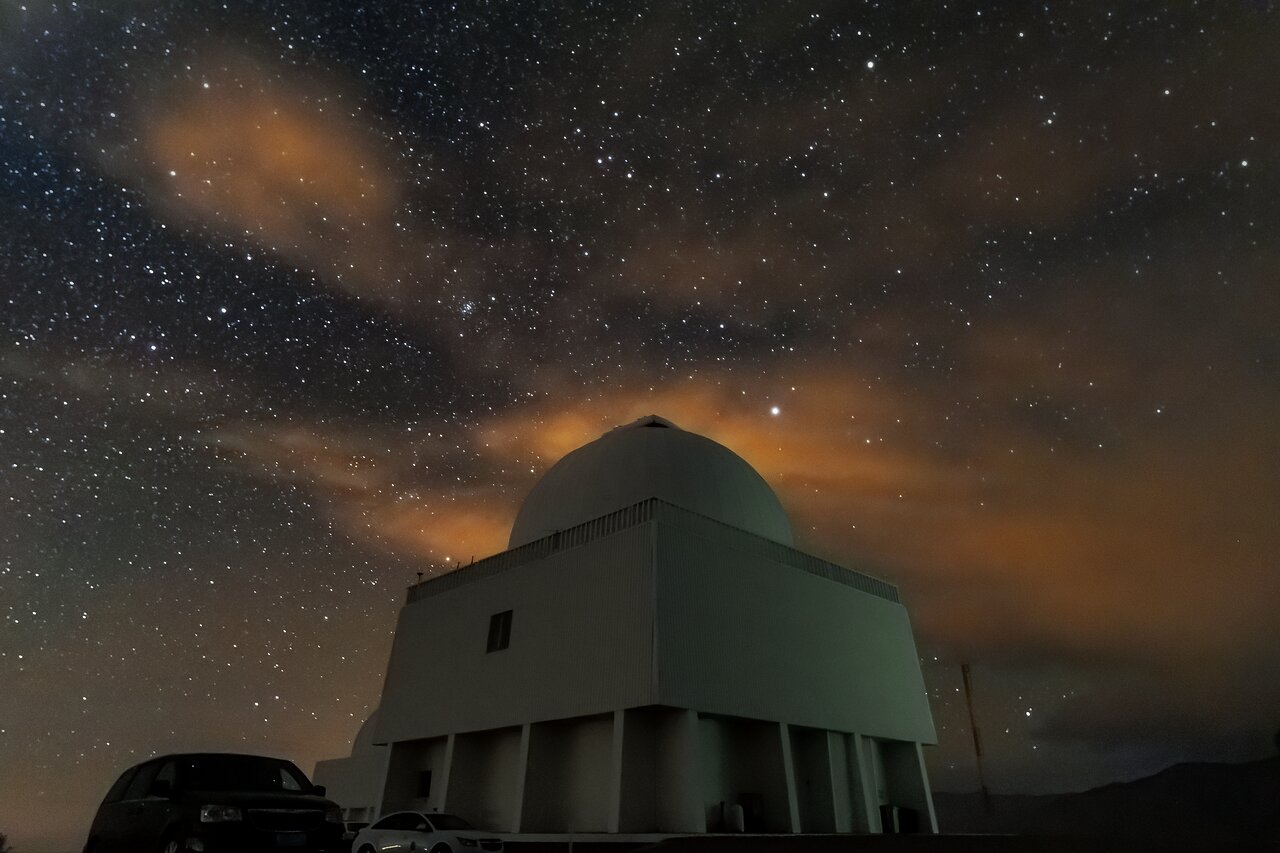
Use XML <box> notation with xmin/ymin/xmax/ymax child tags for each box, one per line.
<box><xmin>961</xmin><ymin>663</ymin><xmax>992</xmax><ymax>815</ymax></box>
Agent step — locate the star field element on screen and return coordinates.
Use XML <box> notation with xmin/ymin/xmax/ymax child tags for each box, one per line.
<box><xmin>2</xmin><ymin>2</ymin><xmax>1278</xmax><ymax>849</ymax></box>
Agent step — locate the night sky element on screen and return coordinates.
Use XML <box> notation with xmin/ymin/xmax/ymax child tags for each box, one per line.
<box><xmin>2</xmin><ymin>2</ymin><xmax>1278</xmax><ymax>848</ymax></box>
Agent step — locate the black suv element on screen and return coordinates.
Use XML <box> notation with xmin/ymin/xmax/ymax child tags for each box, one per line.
<box><xmin>84</xmin><ymin>752</ymin><xmax>346</xmax><ymax>853</ymax></box>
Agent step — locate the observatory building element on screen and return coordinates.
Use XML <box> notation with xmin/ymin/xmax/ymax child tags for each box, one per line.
<box><xmin>315</xmin><ymin>416</ymin><xmax>937</xmax><ymax>835</ymax></box>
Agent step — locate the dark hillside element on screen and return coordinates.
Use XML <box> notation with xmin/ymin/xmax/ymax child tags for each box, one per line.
<box><xmin>933</xmin><ymin>756</ymin><xmax>1280</xmax><ymax>841</ymax></box>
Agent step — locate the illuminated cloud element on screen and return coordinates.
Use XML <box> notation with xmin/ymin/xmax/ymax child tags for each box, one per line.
<box><xmin>205</xmin><ymin>421</ymin><xmax>515</xmax><ymax>564</ymax></box>
<box><xmin>201</xmin><ymin>305</ymin><xmax>1274</xmax><ymax>734</ymax></box>
<box><xmin>98</xmin><ymin>49</ymin><xmax>467</xmax><ymax>309</ymax></box>
<box><xmin>474</xmin><ymin>328</ymin><xmax>1279</xmax><ymax>737</ymax></box>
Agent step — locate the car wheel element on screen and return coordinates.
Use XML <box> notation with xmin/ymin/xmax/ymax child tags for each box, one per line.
<box><xmin>430</xmin><ymin>845</ymin><xmax>452</xmax><ymax>853</ymax></box>
<box><xmin>161</xmin><ymin>840</ymin><xmax>181</xmax><ymax>853</ymax></box>
<box><xmin>358</xmin><ymin>846</ymin><xmax>377</xmax><ymax>853</ymax></box>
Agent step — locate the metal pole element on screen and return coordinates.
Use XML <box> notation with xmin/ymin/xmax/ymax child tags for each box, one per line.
<box><xmin>961</xmin><ymin>663</ymin><xmax>992</xmax><ymax>815</ymax></box>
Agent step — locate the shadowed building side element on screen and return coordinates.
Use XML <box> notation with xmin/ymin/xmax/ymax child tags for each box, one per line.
<box><xmin>313</xmin><ymin>711</ymin><xmax>386</xmax><ymax>826</ymax></box>
<box><xmin>316</xmin><ymin>416</ymin><xmax>938</xmax><ymax>836</ymax></box>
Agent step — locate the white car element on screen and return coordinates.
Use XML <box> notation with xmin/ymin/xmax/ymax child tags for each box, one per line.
<box><xmin>352</xmin><ymin>811</ymin><xmax>503</xmax><ymax>853</ymax></box>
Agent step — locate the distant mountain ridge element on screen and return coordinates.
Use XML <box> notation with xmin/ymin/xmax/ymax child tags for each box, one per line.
<box><xmin>932</xmin><ymin>756</ymin><xmax>1280</xmax><ymax>841</ymax></box>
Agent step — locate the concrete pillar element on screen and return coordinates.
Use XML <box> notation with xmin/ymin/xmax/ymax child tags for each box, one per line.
<box><xmin>914</xmin><ymin>743</ymin><xmax>939</xmax><ymax>834</ymax></box>
<box><xmin>437</xmin><ymin>733</ymin><xmax>456</xmax><ymax>813</ymax></box>
<box><xmin>682</xmin><ymin>709</ymin><xmax>706</xmax><ymax>834</ymax></box>
<box><xmin>850</xmin><ymin>734</ymin><xmax>881</xmax><ymax>833</ymax></box>
<box><xmin>657</xmin><ymin>708</ymin><xmax>704</xmax><ymax>832</ymax></box>
<box><xmin>778</xmin><ymin>723</ymin><xmax>801</xmax><ymax>833</ymax></box>
<box><xmin>509</xmin><ymin>723</ymin><xmax>531</xmax><ymax>832</ymax></box>
<box><xmin>374</xmin><ymin>738</ymin><xmax>396</xmax><ymax>820</ymax></box>
<box><xmin>827</xmin><ymin>732</ymin><xmax>852</xmax><ymax>833</ymax></box>
<box><xmin>607</xmin><ymin>710</ymin><xmax>625</xmax><ymax>832</ymax></box>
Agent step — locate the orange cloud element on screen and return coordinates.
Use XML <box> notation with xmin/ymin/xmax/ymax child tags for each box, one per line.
<box><xmin>188</xmin><ymin>288</ymin><xmax>1275</xmax><ymax>736</ymax></box>
<box><xmin>204</xmin><ymin>420</ymin><xmax>515</xmax><ymax>564</ymax></box>
<box><xmin>98</xmin><ymin>49</ymin><xmax>471</xmax><ymax>310</ymax></box>
<box><xmin>473</xmin><ymin>344</ymin><xmax>1278</xmax><ymax>735</ymax></box>
<box><xmin>335</xmin><ymin>496</ymin><xmax>511</xmax><ymax>567</ymax></box>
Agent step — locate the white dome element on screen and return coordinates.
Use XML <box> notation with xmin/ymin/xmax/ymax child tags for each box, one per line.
<box><xmin>508</xmin><ymin>415</ymin><xmax>793</xmax><ymax>547</ymax></box>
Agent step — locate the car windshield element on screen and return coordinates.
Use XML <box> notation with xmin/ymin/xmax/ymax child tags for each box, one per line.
<box><xmin>429</xmin><ymin>814</ymin><xmax>473</xmax><ymax>831</ymax></box>
<box><xmin>179</xmin><ymin>755</ymin><xmax>310</xmax><ymax>792</ymax></box>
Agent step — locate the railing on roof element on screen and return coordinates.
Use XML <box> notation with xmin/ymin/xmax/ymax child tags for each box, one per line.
<box><xmin>405</xmin><ymin>498</ymin><xmax>900</xmax><ymax>605</ymax></box>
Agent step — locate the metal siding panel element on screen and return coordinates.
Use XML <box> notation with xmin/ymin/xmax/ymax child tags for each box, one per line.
<box><xmin>375</xmin><ymin>523</ymin><xmax>657</xmax><ymax>744</ymax></box>
<box><xmin>653</xmin><ymin>520</ymin><xmax>936</xmax><ymax>744</ymax></box>
<box><xmin>407</xmin><ymin>498</ymin><xmax>898</xmax><ymax>606</ymax></box>
<box><xmin>377</xmin><ymin>498</ymin><xmax>921</xmax><ymax>747</ymax></box>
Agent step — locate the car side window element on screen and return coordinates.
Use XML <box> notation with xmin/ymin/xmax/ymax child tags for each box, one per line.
<box><xmin>103</xmin><ymin>768</ymin><xmax>137</xmax><ymax>803</ymax></box>
<box><xmin>121</xmin><ymin>763</ymin><xmax>160</xmax><ymax>801</ymax></box>
<box><xmin>278</xmin><ymin>767</ymin><xmax>302</xmax><ymax>791</ymax></box>
<box><xmin>152</xmin><ymin>761</ymin><xmax>176</xmax><ymax>794</ymax></box>
<box><xmin>413</xmin><ymin>816</ymin><xmax>430</xmax><ymax>831</ymax></box>
<box><xmin>372</xmin><ymin>813</ymin><xmax>408</xmax><ymax>830</ymax></box>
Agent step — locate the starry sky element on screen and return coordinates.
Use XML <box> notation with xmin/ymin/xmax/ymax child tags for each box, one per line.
<box><xmin>2</xmin><ymin>1</ymin><xmax>1278</xmax><ymax>848</ymax></box>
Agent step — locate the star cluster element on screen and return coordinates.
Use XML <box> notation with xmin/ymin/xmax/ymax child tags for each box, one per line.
<box><xmin>2</xmin><ymin>2</ymin><xmax>1277</xmax><ymax>849</ymax></box>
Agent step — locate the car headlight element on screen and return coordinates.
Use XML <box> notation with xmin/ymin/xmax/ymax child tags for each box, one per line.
<box><xmin>325</xmin><ymin>805</ymin><xmax>343</xmax><ymax>823</ymax></box>
<box><xmin>458</xmin><ymin>840</ymin><xmax>478</xmax><ymax>848</ymax></box>
<box><xmin>199</xmin><ymin>804</ymin><xmax>243</xmax><ymax>822</ymax></box>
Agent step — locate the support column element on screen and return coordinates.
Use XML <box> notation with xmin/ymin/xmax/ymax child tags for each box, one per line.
<box><xmin>374</xmin><ymin>739</ymin><xmax>396</xmax><ymax>820</ymax></box>
<box><xmin>850</xmin><ymin>734</ymin><xmax>880</xmax><ymax>833</ymax></box>
<box><xmin>607</xmin><ymin>710</ymin><xmax>625</xmax><ymax>832</ymax></box>
<box><xmin>688</xmin><ymin>710</ymin><xmax>706</xmax><ymax>833</ymax></box>
<box><xmin>914</xmin><ymin>743</ymin><xmax>939</xmax><ymax>834</ymax></box>
<box><xmin>509</xmin><ymin>723</ymin><xmax>531</xmax><ymax>833</ymax></box>
<box><xmin>657</xmin><ymin>709</ymin><xmax>704</xmax><ymax>832</ymax></box>
<box><xmin>827</xmin><ymin>732</ymin><xmax>852</xmax><ymax>833</ymax></box>
<box><xmin>437</xmin><ymin>733</ymin><xmax>456</xmax><ymax>813</ymax></box>
<box><xmin>778</xmin><ymin>723</ymin><xmax>801</xmax><ymax>833</ymax></box>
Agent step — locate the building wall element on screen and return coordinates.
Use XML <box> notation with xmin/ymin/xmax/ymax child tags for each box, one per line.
<box><xmin>698</xmin><ymin>715</ymin><xmax>793</xmax><ymax>833</ymax></box>
<box><xmin>376</xmin><ymin>512</ymin><xmax>933</xmax><ymax>749</ymax></box>
<box><xmin>379</xmin><ymin>736</ymin><xmax>448</xmax><ymax>814</ymax></box>
<box><xmin>447</xmin><ymin>727</ymin><xmax>524</xmax><ymax>831</ymax></box>
<box><xmin>791</xmin><ymin>725</ymin><xmax>836</xmax><ymax>832</ymax></box>
<box><xmin>312</xmin><ymin>751</ymin><xmax>384</xmax><ymax>822</ymax></box>
<box><xmin>343</xmin><ymin>709</ymin><xmax>934</xmax><ymax>834</ymax></box>
<box><xmin>653</xmin><ymin>518</ymin><xmax>936</xmax><ymax>745</ymax></box>
<box><xmin>617</xmin><ymin>708</ymin><xmax>659</xmax><ymax>832</ymax></box>
<box><xmin>342</xmin><ymin>508</ymin><xmax>938</xmax><ymax>834</ymax></box>
<box><xmin>374</xmin><ymin>524</ymin><xmax>656</xmax><ymax>745</ymax></box>
<box><xmin>521</xmin><ymin>714</ymin><xmax>614</xmax><ymax>832</ymax></box>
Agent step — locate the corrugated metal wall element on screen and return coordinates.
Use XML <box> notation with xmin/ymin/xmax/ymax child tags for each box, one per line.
<box><xmin>654</xmin><ymin>519</ymin><xmax>936</xmax><ymax>744</ymax></box>
<box><xmin>375</xmin><ymin>523</ymin><xmax>657</xmax><ymax>744</ymax></box>
<box><xmin>406</xmin><ymin>498</ymin><xmax>899</xmax><ymax>605</ymax></box>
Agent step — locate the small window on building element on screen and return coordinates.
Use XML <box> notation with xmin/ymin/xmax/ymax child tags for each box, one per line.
<box><xmin>417</xmin><ymin>770</ymin><xmax>432</xmax><ymax>799</ymax></box>
<box><xmin>486</xmin><ymin>609</ymin><xmax>512</xmax><ymax>652</ymax></box>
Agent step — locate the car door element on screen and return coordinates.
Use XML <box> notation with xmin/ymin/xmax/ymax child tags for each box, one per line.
<box><xmin>113</xmin><ymin>761</ymin><xmax>161</xmax><ymax>851</ymax></box>
<box><xmin>91</xmin><ymin>766</ymin><xmax>138</xmax><ymax>853</ymax></box>
<box><xmin>404</xmin><ymin>813</ymin><xmax>433</xmax><ymax>852</ymax></box>
<box><xmin>138</xmin><ymin>760</ymin><xmax>178</xmax><ymax>845</ymax></box>
<box><xmin>367</xmin><ymin>811</ymin><xmax>412</xmax><ymax>852</ymax></box>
